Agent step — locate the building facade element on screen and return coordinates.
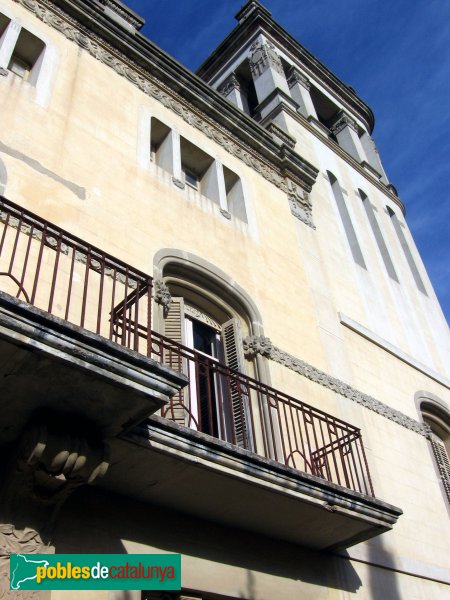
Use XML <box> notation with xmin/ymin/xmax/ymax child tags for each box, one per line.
<box><xmin>0</xmin><ymin>0</ymin><xmax>449</xmax><ymax>598</ymax></box>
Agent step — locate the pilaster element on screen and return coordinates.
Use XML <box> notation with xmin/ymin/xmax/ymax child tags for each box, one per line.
<box><xmin>331</xmin><ymin>111</ymin><xmax>367</xmax><ymax>163</ymax></box>
<box><xmin>287</xmin><ymin>67</ymin><xmax>318</xmax><ymax>119</ymax></box>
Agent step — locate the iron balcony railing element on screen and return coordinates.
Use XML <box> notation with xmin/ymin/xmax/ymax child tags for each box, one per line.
<box><xmin>0</xmin><ymin>196</ymin><xmax>374</xmax><ymax>496</ymax></box>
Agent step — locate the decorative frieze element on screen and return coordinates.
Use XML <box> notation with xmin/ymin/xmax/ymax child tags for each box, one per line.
<box><xmin>218</xmin><ymin>73</ymin><xmax>240</xmax><ymax>97</ymax></box>
<box><xmin>249</xmin><ymin>39</ymin><xmax>284</xmax><ymax>79</ymax></box>
<box><xmin>243</xmin><ymin>335</ymin><xmax>431</xmax><ymax>437</ymax></box>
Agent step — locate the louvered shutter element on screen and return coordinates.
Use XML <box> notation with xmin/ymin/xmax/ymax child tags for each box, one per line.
<box><xmin>430</xmin><ymin>437</ymin><xmax>450</xmax><ymax>504</ymax></box>
<box><xmin>221</xmin><ymin>318</ymin><xmax>252</xmax><ymax>449</ymax></box>
<box><xmin>163</xmin><ymin>297</ymin><xmax>187</xmax><ymax>425</ymax></box>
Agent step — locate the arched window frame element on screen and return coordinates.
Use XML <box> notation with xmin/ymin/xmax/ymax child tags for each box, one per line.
<box><xmin>152</xmin><ymin>249</ymin><xmax>272</xmax><ymax>449</ymax></box>
<box><xmin>416</xmin><ymin>391</ymin><xmax>450</xmax><ymax>510</ymax></box>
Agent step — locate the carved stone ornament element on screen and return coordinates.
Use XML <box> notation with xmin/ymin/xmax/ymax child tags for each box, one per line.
<box><xmin>286</xmin><ymin>180</ymin><xmax>314</xmax><ymax>228</ymax></box>
<box><xmin>218</xmin><ymin>73</ymin><xmax>240</xmax><ymax>97</ymax></box>
<box><xmin>249</xmin><ymin>39</ymin><xmax>285</xmax><ymax>79</ymax></box>
<box><xmin>153</xmin><ymin>279</ymin><xmax>172</xmax><ymax>315</ymax></box>
<box><xmin>11</xmin><ymin>0</ymin><xmax>307</xmax><ymax>203</ymax></box>
<box><xmin>287</xmin><ymin>67</ymin><xmax>311</xmax><ymax>91</ymax></box>
<box><xmin>244</xmin><ymin>335</ymin><xmax>431</xmax><ymax>437</ymax></box>
<box><xmin>331</xmin><ymin>112</ymin><xmax>359</xmax><ymax>135</ymax></box>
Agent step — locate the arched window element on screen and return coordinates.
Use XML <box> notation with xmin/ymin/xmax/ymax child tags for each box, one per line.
<box><xmin>153</xmin><ymin>250</ymin><xmax>265</xmax><ymax>450</ymax></box>
<box><xmin>419</xmin><ymin>394</ymin><xmax>450</xmax><ymax>505</ymax></box>
<box><xmin>327</xmin><ymin>171</ymin><xmax>366</xmax><ymax>268</ymax></box>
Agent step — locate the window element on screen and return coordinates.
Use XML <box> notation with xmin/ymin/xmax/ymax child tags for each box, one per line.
<box><xmin>2</xmin><ymin>22</ymin><xmax>45</xmax><ymax>85</ymax></box>
<box><xmin>153</xmin><ymin>254</ymin><xmax>263</xmax><ymax>450</ymax></box>
<box><xmin>148</xmin><ymin>117</ymin><xmax>247</xmax><ymax>221</ymax></box>
<box><xmin>180</xmin><ymin>136</ymin><xmax>214</xmax><ymax>196</ymax></box>
<box><xmin>387</xmin><ymin>206</ymin><xmax>427</xmax><ymax>294</ymax></box>
<box><xmin>150</xmin><ymin>117</ymin><xmax>173</xmax><ymax>170</ymax></box>
<box><xmin>327</xmin><ymin>172</ymin><xmax>366</xmax><ymax>268</ymax></box>
<box><xmin>421</xmin><ymin>399</ymin><xmax>450</xmax><ymax>505</ymax></box>
<box><xmin>360</xmin><ymin>190</ymin><xmax>398</xmax><ymax>281</ymax></box>
<box><xmin>162</xmin><ymin>286</ymin><xmax>252</xmax><ymax>448</ymax></box>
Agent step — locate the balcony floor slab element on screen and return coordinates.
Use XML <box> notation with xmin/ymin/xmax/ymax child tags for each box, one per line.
<box><xmin>100</xmin><ymin>416</ymin><xmax>402</xmax><ymax>551</ymax></box>
<box><xmin>0</xmin><ymin>291</ymin><xmax>187</xmax><ymax>443</ymax></box>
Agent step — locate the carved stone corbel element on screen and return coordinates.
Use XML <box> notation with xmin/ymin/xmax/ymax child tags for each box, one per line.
<box><xmin>153</xmin><ymin>279</ymin><xmax>172</xmax><ymax>316</ymax></box>
<box><xmin>0</xmin><ymin>417</ymin><xmax>110</xmax><ymax>596</ymax></box>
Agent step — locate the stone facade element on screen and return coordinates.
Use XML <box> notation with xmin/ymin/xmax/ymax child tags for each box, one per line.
<box><xmin>0</xmin><ymin>1</ymin><xmax>449</xmax><ymax>599</ymax></box>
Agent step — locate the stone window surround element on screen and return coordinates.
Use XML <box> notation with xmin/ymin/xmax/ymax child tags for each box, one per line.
<box><xmin>0</xmin><ymin>4</ymin><xmax>58</xmax><ymax>108</ymax></box>
<box><xmin>145</xmin><ymin>112</ymin><xmax>248</xmax><ymax>223</ymax></box>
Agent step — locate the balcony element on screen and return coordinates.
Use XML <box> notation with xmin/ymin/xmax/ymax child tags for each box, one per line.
<box><xmin>0</xmin><ymin>196</ymin><xmax>401</xmax><ymax>549</ymax></box>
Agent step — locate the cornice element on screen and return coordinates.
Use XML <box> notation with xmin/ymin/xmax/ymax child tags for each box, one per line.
<box><xmin>243</xmin><ymin>336</ymin><xmax>431</xmax><ymax>437</ymax></box>
<box><xmin>19</xmin><ymin>0</ymin><xmax>317</xmax><ymax>201</ymax></box>
<box><xmin>197</xmin><ymin>4</ymin><xmax>375</xmax><ymax>134</ymax></box>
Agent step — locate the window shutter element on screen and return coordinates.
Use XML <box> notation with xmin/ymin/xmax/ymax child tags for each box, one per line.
<box><xmin>163</xmin><ymin>297</ymin><xmax>186</xmax><ymax>425</ymax></box>
<box><xmin>430</xmin><ymin>437</ymin><xmax>450</xmax><ymax>504</ymax></box>
<box><xmin>221</xmin><ymin>318</ymin><xmax>252</xmax><ymax>449</ymax></box>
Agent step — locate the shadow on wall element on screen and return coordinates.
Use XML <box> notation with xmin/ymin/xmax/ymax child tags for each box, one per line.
<box><xmin>52</xmin><ymin>487</ymin><xmax>362</xmax><ymax>597</ymax></box>
<box><xmin>334</xmin><ymin>537</ymin><xmax>402</xmax><ymax>600</ymax></box>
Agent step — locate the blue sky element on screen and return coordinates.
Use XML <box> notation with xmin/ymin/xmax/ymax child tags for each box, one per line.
<box><xmin>126</xmin><ymin>0</ymin><xmax>449</xmax><ymax>326</ymax></box>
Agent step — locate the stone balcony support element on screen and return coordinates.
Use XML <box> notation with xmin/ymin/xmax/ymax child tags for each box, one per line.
<box><xmin>287</xmin><ymin>67</ymin><xmax>318</xmax><ymax>119</ymax></box>
<box><xmin>331</xmin><ymin>111</ymin><xmax>368</xmax><ymax>164</ymax></box>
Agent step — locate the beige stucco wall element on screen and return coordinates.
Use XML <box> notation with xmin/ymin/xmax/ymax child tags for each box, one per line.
<box><xmin>1</xmin><ymin>0</ymin><xmax>450</xmax><ymax>598</ymax></box>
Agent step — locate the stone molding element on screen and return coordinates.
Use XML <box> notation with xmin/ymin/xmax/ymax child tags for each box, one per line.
<box><xmin>267</xmin><ymin>122</ymin><xmax>296</xmax><ymax>148</ymax></box>
<box><xmin>218</xmin><ymin>73</ymin><xmax>240</xmax><ymax>97</ymax></box>
<box><xmin>331</xmin><ymin>111</ymin><xmax>359</xmax><ymax>135</ymax></box>
<box><xmin>96</xmin><ymin>0</ymin><xmax>144</xmax><ymax>30</ymax></box>
<box><xmin>12</xmin><ymin>0</ymin><xmax>316</xmax><ymax>202</ymax></box>
<box><xmin>243</xmin><ymin>336</ymin><xmax>431</xmax><ymax>437</ymax></box>
<box><xmin>287</xmin><ymin>67</ymin><xmax>311</xmax><ymax>90</ymax></box>
<box><xmin>249</xmin><ymin>39</ymin><xmax>284</xmax><ymax>79</ymax></box>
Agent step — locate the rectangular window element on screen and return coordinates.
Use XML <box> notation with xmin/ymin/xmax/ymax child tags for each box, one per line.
<box><xmin>180</xmin><ymin>136</ymin><xmax>214</xmax><ymax>197</ymax></box>
<box><xmin>8</xmin><ymin>28</ymin><xmax>45</xmax><ymax>84</ymax></box>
